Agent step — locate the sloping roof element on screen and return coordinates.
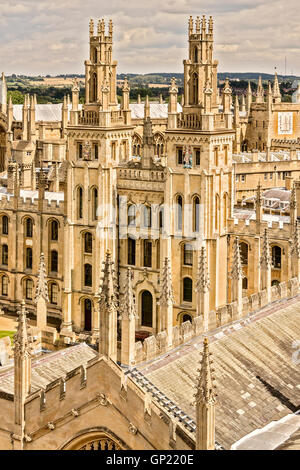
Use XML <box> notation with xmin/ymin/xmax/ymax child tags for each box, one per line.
<box><xmin>137</xmin><ymin>297</ymin><xmax>300</xmax><ymax>449</ymax></box>
<box><xmin>0</xmin><ymin>343</ymin><xmax>97</xmax><ymax>395</ymax></box>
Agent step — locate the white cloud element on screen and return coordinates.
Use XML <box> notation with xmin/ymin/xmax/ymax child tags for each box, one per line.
<box><xmin>0</xmin><ymin>0</ymin><xmax>299</xmax><ymax>76</ymax></box>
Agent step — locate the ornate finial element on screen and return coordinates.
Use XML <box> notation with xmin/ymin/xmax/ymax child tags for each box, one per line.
<box><xmin>72</xmin><ymin>77</ymin><xmax>80</xmax><ymax>92</ymax></box>
<box><xmin>273</xmin><ymin>71</ymin><xmax>281</xmax><ymax>101</ymax></box>
<box><xmin>99</xmin><ymin>250</ymin><xmax>118</xmax><ymax>311</ymax></box>
<box><xmin>169</xmin><ymin>77</ymin><xmax>178</xmax><ymax>93</ymax></box>
<box><xmin>101</xmin><ymin>19</ymin><xmax>105</xmax><ymax>33</ymax></box>
<box><xmin>267</xmin><ymin>80</ymin><xmax>272</xmax><ymax>96</ymax></box>
<box><xmin>256</xmin><ymin>181</ymin><xmax>263</xmax><ymax>207</ymax></box>
<box><xmin>122</xmin><ymin>77</ymin><xmax>130</xmax><ymax>92</ymax></box>
<box><xmin>159</xmin><ymin>258</ymin><xmax>175</xmax><ymax>307</ymax></box>
<box><xmin>97</xmin><ymin>19</ymin><xmax>101</xmax><ymax>35</ymax></box>
<box><xmin>223</xmin><ymin>78</ymin><xmax>232</xmax><ymax>94</ymax></box>
<box><xmin>35</xmin><ymin>253</ymin><xmax>49</xmax><ymax>303</ymax></box>
<box><xmin>194</xmin><ymin>337</ymin><xmax>217</xmax><ymax>405</ymax></box>
<box><xmin>120</xmin><ymin>267</ymin><xmax>137</xmax><ymax>320</ymax></box>
<box><xmin>195</xmin><ymin>16</ymin><xmax>201</xmax><ymax>33</ymax></box>
<box><xmin>188</xmin><ymin>16</ymin><xmax>193</xmax><ymax>35</ymax></box>
<box><xmin>290</xmin><ymin>183</ymin><xmax>297</xmax><ymax>210</ymax></box>
<box><xmin>260</xmin><ymin>229</ymin><xmax>271</xmax><ymax>269</ymax></box>
<box><xmin>234</xmin><ymin>94</ymin><xmax>239</xmax><ymax>109</ymax></box>
<box><xmin>14</xmin><ymin>301</ymin><xmax>31</xmax><ymax>357</ymax></box>
<box><xmin>256</xmin><ymin>76</ymin><xmax>264</xmax><ymax>102</ymax></box>
<box><xmin>89</xmin><ymin>18</ymin><xmax>94</xmax><ymax>36</ymax></box>
<box><xmin>202</xmin><ymin>15</ymin><xmax>207</xmax><ymax>33</ymax></box>
<box><xmin>230</xmin><ymin>237</ymin><xmax>244</xmax><ymax>280</ymax></box>
<box><xmin>109</xmin><ymin>19</ymin><xmax>113</xmax><ymax>36</ymax></box>
<box><xmin>208</xmin><ymin>16</ymin><xmax>213</xmax><ymax>32</ymax></box>
<box><xmin>196</xmin><ymin>246</ymin><xmax>210</xmax><ymax>294</ymax></box>
<box><xmin>241</xmin><ymin>94</ymin><xmax>246</xmax><ymax>112</ymax></box>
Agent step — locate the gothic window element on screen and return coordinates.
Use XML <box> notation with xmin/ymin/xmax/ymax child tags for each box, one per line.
<box><xmin>92</xmin><ymin>73</ymin><xmax>97</xmax><ymax>102</ymax></box>
<box><xmin>128</xmin><ymin>238</ymin><xmax>136</xmax><ymax>266</ymax></box>
<box><xmin>94</xmin><ymin>144</ymin><xmax>98</xmax><ymax>160</ymax></box>
<box><xmin>182</xmin><ymin>313</ymin><xmax>192</xmax><ymax>323</ymax></box>
<box><xmin>78</xmin><ymin>143</ymin><xmax>83</xmax><ymax>159</ymax></box>
<box><xmin>49</xmin><ymin>283</ymin><xmax>58</xmax><ymax>305</ymax></box>
<box><xmin>141</xmin><ymin>290</ymin><xmax>153</xmax><ymax>327</ymax></box>
<box><xmin>194</xmin><ymin>47</ymin><xmax>198</xmax><ymax>63</ymax></box>
<box><xmin>2</xmin><ymin>244</ymin><xmax>8</xmax><ymax>266</ymax></box>
<box><xmin>83</xmin><ymin>298</ymin><xmax>92</xmax><ymax>331</ymax></box>
<box><xmin>214</xmin><ymin>147</ymin><xmax>219</xmax><ymax>166</ymax></box>
<box><xmin>143</xmin><ymin>205</ymin><xmax>152</xmax><ymax>228</ymax></box>
<box><xmin>26</xmin><ymin>247</ymin><xmax>32</xmax><ymax>270</ymax></box>
<box><xmin>183</xmin><ymin>277</ymin><xmax>192</xmax><ymax>302</ymax></box>
<box><xmin>25</xmin><ymin>218</ymin><xmax>33</xmax><ymax>238</ymax></box>
<box><xmin>195</xmin><ymin>149</ymin><xmax>201</xmax><ymax>166</ymax></box>
<box><xmin>240</xmin><ymin>242</ymin><xmax>249</xmax><ymax>265</ymax></box>
<box><xmin>77</xmin><ymin>187</ymin><xmax>83</xmax><ymax>219</ymax></box>
<box><xmin>192</xmin><ymin>73</ymin><xmax>198</xmax><ymax>105</ymax></box>
<box><xmin>183</xmin><ymin>243</ymin><xmax>193</xmax><ymax>266</ymax></box>
<box><xmin>193</xmin><ymin>197</ymin><xmax>200</xmax><ymax>232</ymax></box>
<box><xmin>84</xmin><ymin>263</ymin><xmax>92</xmax><ymax>287</ymax></box>
<box><xmin>50</xmin><ymin>250</ymin><xmax>58</xmax><ymax>272</ymax></box>
<box><xmin>24</xmin><ymin>278</ymin><xmax>33</xmax><ymax>300</ymax></box>
<box><xmin>51</xmin><ymin>220</ymin><xmax>58</xmax><ymax>241</ymax></box>
<box><xmin>1</xmin><ymin>275</ymin><xmax>8</xmax><ymax>296</ymax></box>
<box><xmin>128</xmin><ymin>205</ymin><xmax>136</xmax><ymax>227</ymax></box>
<box><xmin>176</xmin><ymin>196</ymin><xmax>183</xmax><ymax>231</ymax></box>
<box><xmin>242</xmin><ymin>277</ymin><xmax>248</xmax><ymax>290</ymax></box>
<box><xmin>177</xmin><ymin>147</ymin><xmax>183</xmax><ymax>165</ymax></box>
<box><xmin>272</xmin><ymin>246</ymin><xmax>281</xmax><ymax>269</ymax></box>
<box><xmin>159</xmin><ymin>206</ymin><xmax>164</xmax><ymax>230</ymax></box>
<box><xmin>2</xmin><ymin>216</ymin><xmax>8</xmax><ymax>235</ymax></box>
<box><xmin>143</xmin><ymin>240</ymin><xmax>152</xmax><ymax>267</ymax></box>
<box><xmin>224</xmin><ymin>145</ymin><xmax>229</xmax><ymax>165</ymax></box>
<box><xmin>92</xmin><ymin>188</ymin><xmax>98</xmax><ymax>220</ymax></box>
<box><xmin>84</xmin><ymin>232</ymin><xmax>93</xmax><ymax>254</ymax></box>
<box><xmin>132</xmin><ymin>135</ymin><xmax>142</xmax><ymax>156</ymax></box>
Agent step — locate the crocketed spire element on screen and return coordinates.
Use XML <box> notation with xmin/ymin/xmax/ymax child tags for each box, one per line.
<box><xmin>256</xmin><ymin>181</ymin><xmax>263</xmax><ymax>207</ymax></box>
<box><xmin>260</xmin><ymin>229</ymin><xmax>271</xmax><ymax>269</ymax></box>
<box><xmin>230</xmin><ymin>237</ymin><xmax>244</xmax><ymax>280</ymax></box>
<box><xmin>35</xmin><ymin>253</ymin><xmax>49</xmax><ymax>302</ymax></box>
<box><xmin>194</xmin><ymin>337</ymin><xmax>217</xmax><ymax>405</ymax></box>
<box><xmin>256</xmin><ymin>76</ymin><xmax>264</xmax><ymax>103</ymax></box>
<box><xmin>120</xmin><ymin>267</ymin><xmax>137</xmax><ymax>320</ymax></box>
<box><xmin>273</xmin><ymin>71</ymin><xmax>281</xmax><ymax>103</ymax></box>
<box><xmin>290</xmin><ymin>183</ymin><xmax>297</xmax><ymax>211</ymax></box>
<box><xmin>196</xmin><ymin>246</ymin><xmax>210</xmax><ymax>294</ymax></box>
<box><xmin>291</xmin><ymin>222</ymin><xmax>300</xmax><ymax>258</ymax></box>
<box><xmin>159</xmin><ymin>257</ymin><xmax>174</xmax><ymax>306</ymax></box>
<box><xmin>99</xmin><ymin>250</ymin><xmax>118</xmax><ymax>311</ymax></box>
<box><xmin>14</xmin><ymin>301</ymin><xmax>31</xmax><ymax>357</ymax></box>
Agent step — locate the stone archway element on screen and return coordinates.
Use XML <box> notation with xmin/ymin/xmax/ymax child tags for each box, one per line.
<box><xmin>60</xmin><ymin>428</ymin><xmax>128</xmax><ymax>450</ymax></box>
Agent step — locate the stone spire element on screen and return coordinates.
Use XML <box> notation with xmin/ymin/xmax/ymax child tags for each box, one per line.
<box><xmin>273</xmin><ymin>71</ymin><xmax>281</xmax><ymax>103</ymax></box>
<box><xmin>246</xmin><ymin>81</ymin><xmax>252</xmax><ymax>113</ymax></box>
<box><xmin>35</xmin><ymin>253</ymin><xmax>49</xmax><ymax>330</ymax></box>
<box><xmin>267</xmin><ymin>80</ymin><xmax>273</xmax><ymax>109</ymax></box>
<box><xmin>14</xmin><ymin>301</ymin><xmax>32</xmax><ymax>436</ymax></box>
<box><xmin>230</xmin><ymin>237</ymin><xmax>244</xmax><ymax>316</ymax></box>
<box><xmin>159</xmin><ymin>257</ymin><xmax>174</xmax><ymax>347</ymax></box>
<box><xmin>120</xmin><ymin>267</ymin><xmax>137</xmax><ymax>366</ymax></box>
<box><xmin>196</xmin><ymin>246</ymin><xmax>210</xmax><ymax>331</ymax></box>
<box><xmin>194</xmin><ymin>337</ymin><xmax>217</xmax><ymax>450</ymax></box>
<box><xmin>144</xmin><ymin>95</ymin><xmax>150</xmax><ymax>120</ymax></box>
<box><xmin>168</xmin><ymin>77</ymin><xmax>178</xmax><ymax>129</ymax></box>
<box><xmin>241</xmin><ymin>94</ymin><xmax>246</xmax><ymax>112</ymax></box>
<box><xmin>256</xmin><ymin>76</ymin><xmax>264</xmax><ymax>103</ymax></box>
<box><xmin>260</xmin><ymin>229</ymin><xmax>271</xmax><ymax>270</ymax></box>
<box><xmin>99</xmin><ymin>250</ymin><xmax>118</xmax><ymax>362</ymax></box>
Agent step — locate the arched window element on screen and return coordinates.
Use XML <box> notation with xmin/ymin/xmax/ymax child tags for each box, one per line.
<box><xmin>176</xmin><ymin>196</ymin><xmax>183</xmax><ymax>231</ymax></box>
<box><xmin>271</xmin><ymin>279</ymin><xmax>280</xmax><ymax>286</ymax></box>
<box><xmin>26</xmin><ymin>247</ymin><xmax>32</xmax><ymax>269</ymax></box>
<box><xmin>183</xmin><ymin>277</ymin><xmax>192</xmax><ymax>302</ymax></box>
<box><xmin>272</xmin><ymin>246</ymin><xmax>281</xmax><ymax>269</ymax></box>
<box><xmin>92</xmin><ymin>188</ymin><xmax>98</xmax><ymax>220</ymax></box>
<box><xmin>1</xmin><ymin>276</ymin><xmax>8</xmax><ymax>296</ymax></box>
<box><xmin>192</xmin><ymin>73</ymin><xmax>198</xmax><ymax>104</ymax></box>
<box><xmin>128</xmin><ymin>205</ymin><xmax>136</xmax><ymax>227</ymax></box>
<box><xmin>83</xmin><ymin>298</ymin><xmax>92</xmax><ymax>331</ymax></box>
<box><xmin>2</xmin><ymin>244</ymin><xmax>8</xmax><ymax>266</ymax></box>
<box><xmin>84</xmin><ymin>232</ymin><xmax>93</xmax><ymax>253</ymax></box>
<box><xmin>92</xmin><ymin>73</ymin><xmax>97</xmax><ymax>102</ymax></box>
<box><xmin>240</xmin><ymin>242</ymin><xmax>248</xmax><ymax>265</ymax></box>
<box><xmin>193</xmin><ymin>197</ymin><xmax>200</xmax><ymax>232</ymax></box>
<box><xmin>84</xmin><ymin>263</ymin><xmax>92</xmax><ymax>287</ymax></box>
<box><xmin>128</xmin><ymin>238</ymin><xmax>136</xmax><ymax>265</ymax></box>
<box><xmin>141</xmin><ymin>291</ymin><xmax>153</xmax><ymax>327</ymax></box>
<box><xmin>159</xmin><ymin>206</ymin><xmax>164</xmax><ymax>230</ymax></box>
<box><xmin>132</xmin><ymin>135</ymin><xmax>142</xmax><ymax>156</ymax></box>
<box><xmin>143</xmin><ymin>240</ymin><xmax>152</xmax><ymax>267</ymax></box>
<box><xmin>25</xmin><ymin>218</ymin><xmax>33</xmax><ymax>238</ymax></box>
<box><xmin>49</xmin><ymin>283</ymin><xmax>58</xmax><ymax>305</ymax></box>
<box><xmin>2</xmin><ymin>216</ymin><xmax>8</xmax><ymax>235</ymax></box>
<box><xmin>50</xmin><ymin>250</ymin><xmax>58</xmax><ymax>272</ymax></box>
<box><xmin>77</xmin><ymin>187</ymin><xmax>83</xmax><ymax>219</ymax></box>
<box><xmin>183</xmin><ymin>243</ymin><xmax>193</xmax><ymax>266</ymax></box>
<box><xmin>51</xmin><ymin>220</ymin><xmax>58</xmax><ymax>241</ymax></box>
<box><xmin>156</xmin><ymin>240</ymin><xmax>160</xmax><ymax>269</ymax></box>
<box><xmin>24</xmin><ymin>278</ymin><xmax>33</xmax><ymax>300</ymax></box>
<box><xmin>182</xmin><ymin>313</ymin><xmax>192</xmax><ymax>323</ymax></box>
<box><xmin>215</xmin><ymin>195</ymin><xmax>219</xmax><ymax>231</ymax></box>
<box><xmin>242</xmin><ymin>277</ymin><xmax>248</xmax><ymax>290</ymax></box>
<box><xmin>143</xmin><ymin>205</ymin><xmax>152</xmax><ymax>228</ymax></box>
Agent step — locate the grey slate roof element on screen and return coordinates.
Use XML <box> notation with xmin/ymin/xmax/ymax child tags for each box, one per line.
<box><xmin>137</xmin><ymin>298</ymin><xmax>300</xmax><ymax>449</ymax></box>
<box><xmin>0</xmin><ymin>343</ymin><xmax>97</xmax><ymax>395</ymax></box>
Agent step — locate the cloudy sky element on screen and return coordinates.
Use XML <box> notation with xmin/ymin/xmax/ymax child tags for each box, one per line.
<box><xmin>0</xmin><ymin>0</ymin><xmax>299</xmax><ymax>76</ymax></box>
